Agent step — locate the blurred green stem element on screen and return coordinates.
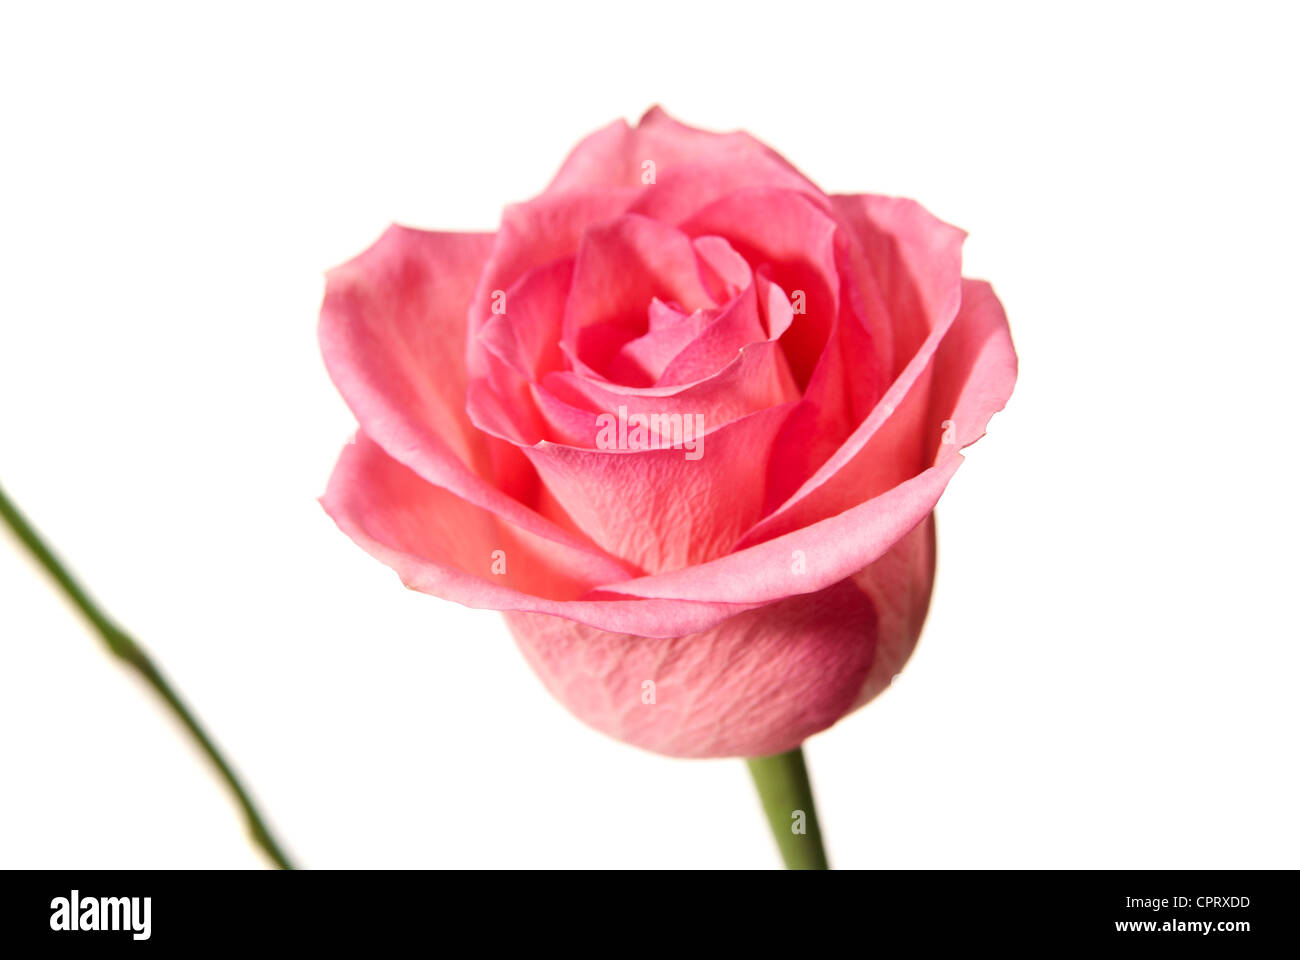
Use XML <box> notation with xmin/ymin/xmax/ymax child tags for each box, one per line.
<box><xmin>746</xmin><ymin>746</ymin><xmax>829</xmax><ymax>869</ymax></box>
<box><xmin>0</xmin><ymin>481</ymin><xmax>293</xmax><ymax>870</ymax></box>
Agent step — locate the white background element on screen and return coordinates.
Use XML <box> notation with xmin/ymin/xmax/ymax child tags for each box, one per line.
<box><xmin>2</xmin><ymin>1</ymin><xmax>1297</xmax><ymax>869</ymax></box>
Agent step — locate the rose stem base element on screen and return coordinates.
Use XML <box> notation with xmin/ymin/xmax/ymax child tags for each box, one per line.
<box><xmin>745</xmin><ymin>746</ymin><xmax>829</xmax><ymax>869</ymax></box>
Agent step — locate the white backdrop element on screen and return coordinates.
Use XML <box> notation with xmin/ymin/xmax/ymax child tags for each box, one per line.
<box><xmin>2</xmin><ymin>1</ymin><xmax>1297</xmax><ymax>868</ymax></box>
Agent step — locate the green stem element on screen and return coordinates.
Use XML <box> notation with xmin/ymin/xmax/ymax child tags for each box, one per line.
<box><xmin>0</xmin><ymin>482</ymin><xmax>294</xmax><ymax>870</ymax></box>
<box><xmin>746</xmin><ymin>746</ymin><xmax>829</xmax><ymax>869</ymax></box>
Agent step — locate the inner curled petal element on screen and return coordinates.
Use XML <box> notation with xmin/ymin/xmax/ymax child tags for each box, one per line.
<box><xmin>604</xmin><ymin>298</ymin><xmax>717</xmax><ymax>386</ymax></box>
<box><xmin>560</xmin><ymin>214</ymin><xmax>742</xmax><ymax>386</ymax></box>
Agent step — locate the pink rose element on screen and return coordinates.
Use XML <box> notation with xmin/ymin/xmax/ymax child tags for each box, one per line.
<box><xmin>320</xmin><ymin>107</ymin><xmax>1017</xmax><ymax>758</ymax></box>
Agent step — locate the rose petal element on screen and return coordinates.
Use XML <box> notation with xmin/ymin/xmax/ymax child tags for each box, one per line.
<box><xmin>831</xmin><ymin>193</ymin><xmax>967</xmax><ymax>379</ymax></box>
<box><xmin>561</xmin><ymin>213</ymin><xmax>716</xmax><ymax>381</ymax></box>
<box><xmin>741</xmin><ymin>277</ymin><xmax>1014</xmax><ymax>546</ymax></box>
<box><xmin>506</xmin><ymin>576</ymin><xmax>878</xmax><ymax>758</ymax></box>
<box><xmin>467</xmin><ymin>188</ymin><xmax>639</xmax><ymax>379</ymax></box>
<box><xmin>608</xmin><ymin>298</ymin><xmax>714</xmax><ymax>384</ymax></box>
<box><xmin>756</xmin><ymin>194</ymin><xmax>969</xmax><ymax>519</ymax></box>
<box><xmin>682</xmin><ymin>187</ymin><xmax>841</xmax><ymax>387</ymax></box>
<box><xmin>848</xmin><ymin>513</ymin><xmax>936</xmax><ymax>710</ymax></box>
<box><xmin>522</xmin><ymin>404</ymin><xmax>795</xmax><ymax>573</ymax></box>
<box><xmin>678</xmin><ymin>188</ymin><xmax>864</xmax><ymax>506</ymax></box>
<box><xmin>547</xmin><ymin>105</ymin><xmax>822</xmax><ymax>203</ymax></box>
<box><xmin>507</xmin><ymin>514</ymin><xmax>936</xmax><ymax>758</ymax></box>
<box><xmin>593</xmin><ymin>278</ymin><xmax>1016</xmax><ymax>605</ymax></box>
<box><xmin>322</xmin><ymin>432</ymin><xmax>763</xmax><ymax>637</ymax></box>
<box><xmin>538</xmin><ymin>278</ymin><xmax>799</xmax><ymax>435</ymax></box>
<box><xmin>320</xmin><ymin>225</ymin><xmax>602</xmax><ymax>554</ymax></box>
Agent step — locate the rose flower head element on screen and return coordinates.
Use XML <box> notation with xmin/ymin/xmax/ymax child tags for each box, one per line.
<box><xmin>320</xmin><ymin>107</ymin><xmax>1017</xmax><ymax>758</ymax></box>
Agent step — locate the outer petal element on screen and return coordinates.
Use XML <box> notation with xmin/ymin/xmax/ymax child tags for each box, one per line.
<box><xmin>505</xmin><ymin>513</ymin><xmax>934</xmax><ymax>760</ymax></box>
<box><xmin>322</xmin><ymin>432</ymin><xmax>758</xmax><ymax>637</ymax></box>
<box><xmin>319</xmin><ymin>225</ymin><xmax>610</xmax><ymax>559</ymax></box>
<box><xmin>831</xmin><ymin>194</ymin><xmax>968</xmax><ymax>380</ymax></box>
<box><xmin>760</xmin><ymin>194</ymin><xmax>963</xmax><ymax>510</ymax></box>
<box><xmin>506</xmin><ymin>577</ymin><xmax>878</xmax><ymax>758</ymax></box>
<box><xmin>739</xmin><ymin>277</ymin><xmax>1013</xmax><ymax>547</ymax></box>
<box><xmin>848</xmin><ymin>513</ymin><xmax>936</xmax><ymax>709</ymax></box>
<box><xmin>547</xmin><ymin>106</ymin><xmax>821</xmax><ymax>203</ymax></box>
<box><xmin>321</xmin><ymin>225</ymin><xmax>494</xmax><ymax>473</ymax></box>
<box><xmin>737</xmin><ymin>188</ymin><xmax>982</xmax><ymax>544</ymax></box>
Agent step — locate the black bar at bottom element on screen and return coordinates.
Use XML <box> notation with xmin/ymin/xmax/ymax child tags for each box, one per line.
<box><xmin>0</xmin><ymin>868</ymin><xmax>1288</xmax><ymax>948</ymax></box>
